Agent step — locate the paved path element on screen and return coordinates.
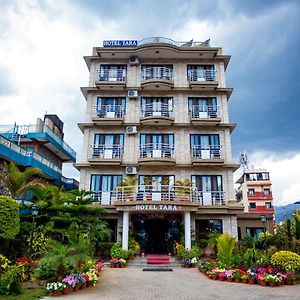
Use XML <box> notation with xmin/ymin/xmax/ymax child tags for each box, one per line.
<box><xmin>44</xmin><ymin>267</ymin><xmax>300</xmax><ymax>300</ymax></box>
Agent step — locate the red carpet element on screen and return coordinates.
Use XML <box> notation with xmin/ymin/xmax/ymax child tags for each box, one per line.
<box><xmin>147</xmin><ymin>254</ymin><xmax>170</xmax><ymax>265</ymax></box>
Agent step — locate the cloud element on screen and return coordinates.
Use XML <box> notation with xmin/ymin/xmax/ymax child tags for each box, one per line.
<box><xmin>243</xmin><ymin>151</ymin><xmax>300</xmax><ymax>206</ymax></box>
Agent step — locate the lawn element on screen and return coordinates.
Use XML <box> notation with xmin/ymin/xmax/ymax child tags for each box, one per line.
<box><xmin>1</xmin><ymin>288</ymin><xmax>47</xmax><ymax>300</ymax></box>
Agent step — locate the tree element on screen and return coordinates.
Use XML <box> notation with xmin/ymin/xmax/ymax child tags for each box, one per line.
<box><xmin>0</xmin><ymin>162</ymin><xmax>43</xmax><ymax>199</ymax></box>
<box><xmin>217</xmin><ymin>233</ymin><xmax>236</xmax><ymax>260</ymax></box>
<box><xmin>0</xmin><ymin>196</ymin><xmax>20</xmax><ymax>239</ymax></box>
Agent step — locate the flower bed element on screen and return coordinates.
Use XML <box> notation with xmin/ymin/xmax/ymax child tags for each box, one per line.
<box><xmin>199</xmin><ymin>262</ymin><xmax>296</xmax><ymax>287</ymax></box>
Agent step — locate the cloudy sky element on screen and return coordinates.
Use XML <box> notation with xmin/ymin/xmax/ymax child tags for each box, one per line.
<box><xmin>0</xmin><ymin>0</ymin><xmax>299</xmax><ymax>206</ymax></box>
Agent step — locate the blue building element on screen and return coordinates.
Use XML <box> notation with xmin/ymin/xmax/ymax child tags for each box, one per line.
<box><xmin>0</xmin><ymin>114</ymin><xmax>78</xmax><ymax>192</ymax></box>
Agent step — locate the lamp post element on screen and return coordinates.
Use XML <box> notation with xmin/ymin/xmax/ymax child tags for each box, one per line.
<box><xmin>28</xmin><ymin>204</ymin><xmax>39</xmax><ymax>257</ymax></box>
<box><xmin>260</xmin><ymin>214</ymin><xmax>267</xmax><ymax>250</ymax></box>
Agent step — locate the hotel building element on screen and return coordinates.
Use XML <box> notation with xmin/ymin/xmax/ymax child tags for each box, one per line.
<box><xmin>76</xmin><ymin>37</ymin><xmax>244</xmax><ymax>253</ymax></box>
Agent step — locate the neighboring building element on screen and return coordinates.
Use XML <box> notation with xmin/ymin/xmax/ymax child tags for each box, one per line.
<box><xmin>236</xmin><ymin>168</ymin><xmax>274</xmax><ymax>237</ymax></box>
<box><xmin>76</xmin><ymin>37</ymin><xmax>243</xmax><ymax>252</ymax></box>
<box><xmin>0</xmin><ymin>114</ymin><xmax>78</xmax><ymax>192</ymax></box>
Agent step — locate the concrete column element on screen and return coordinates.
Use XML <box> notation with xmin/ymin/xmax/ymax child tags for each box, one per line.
<box><xmin>184</xmin><ymin>211</ymin><xmax>191</xmax><ymax>250</ymax></box>
<box><xmin>122</xmin><ymin>211</ymin><xmax>129</xmax><ymax>250</ymax></box>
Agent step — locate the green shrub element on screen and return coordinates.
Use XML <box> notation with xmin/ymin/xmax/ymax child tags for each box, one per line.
<box><xmin>189</xmin><ymin>245</ymin><xmax>201</xmax><ymax>258</ymax></box>
<box><xmin>110</xmin><ymin>242</ymin><xmax>122</xmax><ymax>258</ymax></box>
<box><xmin>0</xmin><ymin>196</ymin><xmax>20</xmax><ymax>239</ymax></box>
<box><xmin>271</xmin><ymin>251</ymin><xmax>300</xmax><ymax>272</ymax></box>
<box><xmin>0</xmin><ymin>265</ymin><xmax>25</xmax><ymax>295</ymax></box>
<box><xmin>35</xmin><ymin>256</ymin><xmax>59</xmax><ymax>280</ymax></box>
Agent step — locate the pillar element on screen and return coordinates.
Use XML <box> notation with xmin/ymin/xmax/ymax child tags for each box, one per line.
<box><xmin>184</xmin><ymin>211</ymin><xmax>191</xmax><ymax>250</ymax></box>
<box><xmin>122</xmin><ymin>211</ymin><xmax>129</xmax><ymax>250</ymax></box>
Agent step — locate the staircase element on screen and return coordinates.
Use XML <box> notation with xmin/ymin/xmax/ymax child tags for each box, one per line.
<box><xmin>147</xmin><ymin>254</ymin><xmax>170</xmax><ymax>265</ymax></box>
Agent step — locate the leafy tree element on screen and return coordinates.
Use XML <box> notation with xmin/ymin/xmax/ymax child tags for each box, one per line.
<box><xmin>0</xmin><ymin>196</ymin><xmax>20</xmax><ymax>239</ymax></box>
<box><xmin>0</xmin><ymin>162</ymin><xmax>43</xmax><ymax>199</ymax></box>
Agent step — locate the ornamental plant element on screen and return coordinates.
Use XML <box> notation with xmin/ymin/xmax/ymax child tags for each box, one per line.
<box><xmin>110</xmin><ymin>242</ymin><xmax>122</xmax><ymax>259</ymax></box>
<box><xmin>0</xmin><ymin>254</ymin><xmax>11</xmax><ymax>272</ymax></box>
<box><xmin>0</xmin><ymin>265</ymin><xmax>26</xmax><ymax>295</ymax></box>
<box><xmin>86</xmin><ymin>270</ymin><xmax>98</xmax><ymax>284</ymax></box>
<box><xmin>62</xmin><ymin>274</ymin><xmax>78</xmax><ymax>288</ymax></box>
<box><xmin>46</xmin><ymin>282</ymin><xmax>66</xmax><ymax>292</ymax></box>
<box><xmin>94</xmin><ymin>261</ymin><xmax>103</xmax><ymax>275</ymax></box>
<box><xmin>119</xmin><ymin>259</ymin><xmax>126</xmax><ymax>265</ymax></box>
<box><xmin>271</xmin><ymin>251</ymin><xmax>300</xmax><ymax>272</ymax></box>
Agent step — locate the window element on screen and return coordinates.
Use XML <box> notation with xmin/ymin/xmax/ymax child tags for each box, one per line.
<box><xmin>140</xmin><ymin>134</ymin><xmax>174</xmax><ymax>158</ymax></box>
<box><xmin>187</xmin><ymin>65</ymin><xmax>215</xmax><ymax>81</ymax></box>
<box><xmin>190</xmin><ymin>134</ymin><xmax>221</xmax><ymax>159</ymax></box>
<box><xmin>141</xmin><ymin>65</ymin><xmax>173</xmax><ymax>80</ymax></box>
<box><xmin>249</xmin><ymin>203</ymin><xmax>256</xmax><ymax>209</ymax></box>
<box><xmin>99</xmin><ymin>65</ymin><xmax>126</xmax><ymax>81</ymax></box>
<box><xmin>138</xmin><ymin>175</ymin><xmax>175</xmax><ymax>192</ymax></box>
<box><xmin>246</xmin><ymin>172</ymin><xmax>269</xmax><ymax>181</ymax></box>
<box><xmin>246</xmin><ymin>227</ymin><xmax>264</xmax><ymax>238</ymax></box>
<box><xmin>265</xmin><ymin>202</ymin><xmax>272</xmax><ymax>209</ymax></box>
<box><xmin>188</xmin><ymin>97</ymin><xmax>217</xmax><ymax>118</ymax></box>
<box><xmin>141</xmin><ymin>97</ymin><xmax>173</xmax><ymax>117</ymax></box>
<box><xmin>195</xmin><ymin>219</ymin><xmax>223</xmax><ymax>238</ymax></box>
<box><xmin>263</xmin><ymin>188</ymin><xmax>271</xmax><ymax>196</ymax></box>
<box><xmin>96</xmin><ymin>97</ymin><xmax>126</xmax><ymax>118</ymax></box>
<box><xmin>93</xmin><ymin>134</ymin><xmax>124</xmax><ymax>158</ymax></box>
<box><xmin>248</xmin><ymin>189</ymin><xmax>255</xmax><ymax>195</ymax></box>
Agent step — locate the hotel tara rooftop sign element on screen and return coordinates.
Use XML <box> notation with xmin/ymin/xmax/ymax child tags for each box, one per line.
<box><xmin>103</xmin><ymin>40</ymin><xmax>138</xmax><ymax>47</ymax></box>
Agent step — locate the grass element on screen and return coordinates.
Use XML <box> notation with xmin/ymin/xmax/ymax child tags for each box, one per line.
<box><xmin>1</xmin><ymin>288</ymin><xmax>48</xmax><ymax>300</ymax></box>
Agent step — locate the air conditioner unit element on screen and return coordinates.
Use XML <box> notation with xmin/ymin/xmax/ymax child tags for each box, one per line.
<box><xmin>126</xmin><ymin>166</ymin><xmax>138</xmax><ymax>175</ymax></box>
<box><xmin>129</xmin><ymin>56</ymin><xmax>140</xmax><ymax>65</ymax></box>
<box><xmin>126</xmin><ymin>125</ymin><xmax>137</xmax><ymax>134</ymax></box>
<box><xmin>128</xmin><ymin>89</ymin><xmax>139</xmax><ymax>99</ymax></box>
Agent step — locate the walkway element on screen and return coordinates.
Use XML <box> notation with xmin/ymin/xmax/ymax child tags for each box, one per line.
<box><xmin>43</xmin><ymin>267</ymin><xmax>300</xmax><ymax>300</ymax></box>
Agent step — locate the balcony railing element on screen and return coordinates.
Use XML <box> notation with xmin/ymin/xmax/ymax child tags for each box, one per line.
<box><xmin>140</xmin><ymin>143</ymin><xmax>174</xmax><ymax>159</ymax></box>
<box><xmin>97</xmin><ymin>69</ymin><xmax>126</xmax><ymax>82</ymax></box>
<box><xmin>94</xmin><ymin>105</ymin><xmax>125</xmax><ymax>119</ymax></box>
<box><xmin>188</xmin><ymin>69</ymin><xmax>216</xmax><ymax>81</ymax></box>
<box><xmin>138</xmin><ymin>37</ymin><xmax>211</xmax><ymax>47</ymax></box>
<box><xmin>191</xmin><ymin>145</ymin><xmax>223</xmax><ymax>160</ymax></box>
<box><xmin>90</xmin><ymin>144</ymin><xmax>123</xmax><ymax>159</ymax></box>
<box><xmin>91</xmin><ymin>186</ymin><xmax>225</xmax><ymax>205</ymax></box>
<box><xmin>0</xmin><ymin>134</ymin><xmax>62</xmax><ymax>174</ymax></box>
<box><xmin>141</xmin><ymin>67</ymin><xmax>173</xmax><ymax>81</ymax></box>
<box><xmin>141</xmin><ymin>103</ymin><xmax>174</xmax><ymax>118</ymax></box>
<box><xmin>189</xmin><ymin>105</ymin><xmax>219</xmax><ymax>119</ymax></box>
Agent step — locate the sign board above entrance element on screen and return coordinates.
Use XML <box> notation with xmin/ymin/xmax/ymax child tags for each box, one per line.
<box><xmin>103</xmin><ymin>40</ymin><xmax>138</xmax><ymax>47</ymax></box>
<box><xmin>135</xmin><ymin>204</ymin><xmax>178</xmax><ymax>211</ymax></box>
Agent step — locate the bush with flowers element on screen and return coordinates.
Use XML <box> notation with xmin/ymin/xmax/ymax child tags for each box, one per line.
<box><xmin>94</xmin><ymin>261</ymin><xmax>103</xmax><ymax>275</ymax></box>
<box><xmin>86</xmin><ymin>270</ymin><xmax>98</xmax><ymax>285</ymax></box>
<box><xmin>0</xmin><ymin>254</ymin><xmax>11</xmax><ymax>274</ymax></box>
<box><xmin>62</xmin><ymin>274</ymin><xmax>78</xmax><ymax>288</ymax></box>
<box><xmin>271</xmin><ymin>251</ymin><xmax>300</xmax><ymax>273</ymax></box>
<box><xmin>46</xmin><ymin>282</ymin><xmax>66</xmax><ymax>292</ymax></box>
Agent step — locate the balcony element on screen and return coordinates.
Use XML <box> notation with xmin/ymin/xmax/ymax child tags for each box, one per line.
<box><xmin>188</xmin><ymin>69</ymin><xmax>218</xmax><ymax>90</ymax></box>
<box><xmin>191</xmin><ymin>145</ymin><xmax>224</xmax><ymax>165</ymax></box>
<box><xmin>248</xmin><ymin>205</ymin><xmax>274</xmax><ymax>213</ymax></box>
<box><xmin>92</xmin><ymin>105</ymin><xmax>125</xmax><ymax>125</ymax></box>
<box><xmin>113</xmin><ymin>185</ymin><xmax>225</xmax><ymax>205</ymax></box>
<box><xmin>95</xmin><ymin>69</ymin><xmax>126</xmax><ymax>89</ymax></box>
<box><xmin>140</xmin><ymin>103</ymin><xmax>174</xmax><ymax>125</ymax></box>
<box><xmin>139</xmin><ymin>143</ymin><xmax>175</xmax><ymax>165</ymax></box>
<box><xmin>248</xmin><ymin>192</ymin><xmax>273</xmax><ymax>200</ymax></box>
<box><xmin>0</xmin><ymin>134</ymin><xmax>62</xmax><ymax>180</ymax></box>
<box><xmin>141</xmin><ymin>66</ymin><xmax>174</xmax><ymax>90</ymax></box>
<box><xmin>88</xmin><ymin>144</ymin><xmax>123</xmax><ymax>165</ymax></box>
<box><xmin>189</xmin><ymin>105</ymin><xmax>221</xmax><ymax>125</ymax></box>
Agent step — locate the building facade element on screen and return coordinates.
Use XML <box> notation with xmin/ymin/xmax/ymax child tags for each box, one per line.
<box><xmin>236</xmin><ymin>168</ymin><xmax>274</xmax><ymax>237</ymax></box>
<box><xmin>76</xmin><ymin>37</ymin><xmax>243</xmax><ymax>252</ymax></box>
<box><xmin>0</xmin><ymin>114</ymin><xmax>78</xmax><ymax>192</ymax></box>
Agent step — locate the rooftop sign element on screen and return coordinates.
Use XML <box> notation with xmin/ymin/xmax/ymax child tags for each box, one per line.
<box><xmin>103</xmin><ymin>40</ymin><xmax>138</xmax><ymax>47</ymax></box>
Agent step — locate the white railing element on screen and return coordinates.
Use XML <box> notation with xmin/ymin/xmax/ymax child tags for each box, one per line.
<box><xmin>138</xmin><ymin>37</ymin><xmax>210</xmax><ymax>47</ymax></box>
<box><xmin>188</xmin><ymin>69</ymin><xmax>216</xmax><ymax>81</ymax></box>
<box><xmin>93</xmin><ymin>105</ymin><xmax>125</xmax><ymax>119</ymax></box>
<box><xmin>90</xmin><ymin>144</ymin><xmax>123</xmax><ymax>159</ymax></box>
<box><xmin>191</xmin><ymin>145</ymin><xmax>223</xmax><ymax>160</ymax></box>
<box><xmin>141</xmin><ymin>66</ymin><xmax>173</xmax><ymax>81</ymax></box>
<box><xmin>189</xmin><ymin>105</ymin><xmax>219</xmax><ymax>119</ymax></box>
<box><xmin>141</xmin><ymin>103</ymin><xmax>173</xmax><ymax>118</ymax></box>
<box><xmin>91</xmin><ymin>186</ymin><xmax>226</xmax><ymax>205</ymax></box>
<box><xmin>0</xmin><ymin>124</ymin><xmax>76</xmax><ymax>158</ymax></box>
<box><xmin>139</xmin><ymin>143</ymin><xmax>174</xmax><ymax>159</ymax></box>
<box><xmin>0</xmin><ymin>134</ymin><xmax>62</xmax><ymax>174</ymax></box>
<box><xmin>97</xmin><ymin>69</ymin><xmax>126</xmax><ymax>81</ymax></box>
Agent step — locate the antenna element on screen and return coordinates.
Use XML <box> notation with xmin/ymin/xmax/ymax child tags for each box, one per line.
<box><xmin>239</xmin><ymin>151</ymin><xmax>249</xmax><ymax>171</ymax></box>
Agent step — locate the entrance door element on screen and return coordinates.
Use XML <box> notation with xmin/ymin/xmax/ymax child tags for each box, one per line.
<box><xmin>145</xmin><ymin>219</ymin><xmax>168</xmax><ymax>253</ymax></box>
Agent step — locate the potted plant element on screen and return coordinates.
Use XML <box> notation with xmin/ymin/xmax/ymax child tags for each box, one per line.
<box><xmin>285</xmin><ymin>272</ymin><xmax>296</xmax><ymax>285</ymax></box>
<box><xmin>218</xmin><ymin>272</ymin><xmax>226</xmax><ymax>281</ymax></box>
<box><xmin>225</xmin><ymin>270</ymin><xmax>234</xmax><ymax>282</ymax></box>
<box><xmin>241</xmin><ymin>274</ymin><xmax>248</xmax><ymax>284</ymax></box>
<box><xmin>46</xmin><ymin>282</ymin><xmax>65</xmax><ymax>297</ymax></box>
<box><xmin>247</xmin><ymin>272</ymin><xmax>256</xmax><ymax>284</ymax></box>
<box><xmin>86</xmin><ymin>270</ymin><xmax>98</xmax><ymax>286</ymax></box>
<box><xmin>62</xmin><ymin>274</ymin><xmax>78</xmax><ymax>291</ymax></box>
<box><xmin>120</xmin><ymin>258</ymin><xmax>127</xmax><ymax>268</ymax></box>
<box><xmin>233</xmin><ymin>270</ymin><xmax>242</xmax><ymax>283</ymax></box>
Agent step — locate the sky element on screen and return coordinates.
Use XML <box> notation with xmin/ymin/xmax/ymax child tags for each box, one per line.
<box><xmin>0</xmin><ymin>0</ymin><xmax>299</xmax><ymax>206</ymax></box>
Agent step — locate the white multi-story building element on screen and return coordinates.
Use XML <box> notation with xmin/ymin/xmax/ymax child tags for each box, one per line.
<box><xmin>75</xmin><ymin>37</ymin><xmax>243</xmax><ymax>253</ymax></box>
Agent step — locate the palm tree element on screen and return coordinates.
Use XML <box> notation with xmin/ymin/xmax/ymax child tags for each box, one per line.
<box><xmin>217</xmin><ymin>233</ymin><xmax>236</xmax><ymax>260</ymax></box>
<box><xmin>0</xmin><ymin>161</ymin><xmax>43</xmax><ymax>199</ymax></box>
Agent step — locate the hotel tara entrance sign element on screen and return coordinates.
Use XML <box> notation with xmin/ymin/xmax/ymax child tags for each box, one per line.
<box><xmin>103</xmin><ymin>40</ymin><xmax>138</xmax><ymax>47</ymax></box>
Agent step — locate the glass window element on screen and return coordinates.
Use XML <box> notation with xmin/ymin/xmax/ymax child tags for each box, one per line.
<box><xmin>94</xmin><ymin>134</ymin><xmax>124</xmax><ymax>146</ymax></box>
<box><xmin>99</xmin><ymin>65</ymin><xmax>127</xmax><ymax>81</ymax></box>
<box><xmin>90</xmin><ymin>175</ymin><xmax>122</xmax><ymax>192</ymax></box>
<box><xmin>246</xmin><ymin>227</ymin><xmax>264</xmax><ymax>238</ymax></box>
<box><xmin>265</xmin><ymin>202</ymin><xmax>272</xmax><ymax>209</ymax></box>
<box><xmin>263</xmin><ymin>188</ymin><xmax>271</xmax><ymax>195</ymax></box>
<box><xmin>187</xmin><ymin>65</ymin><xmax>215</xmax><ymax>81</ymax></box>
<box><xmin>249</xmin><ymin>202</ymin><xmax>256</xmax><ymax>209</ymax></box>
<box><xmin>248</xmin><ymin>189</ymin><xmax>255</xmax><ymax>195</ymax></box>
<box><xmin>195</xmin><ymin>219</ymin><xmax>223</xmax><ymax>237</ymax></box>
